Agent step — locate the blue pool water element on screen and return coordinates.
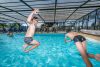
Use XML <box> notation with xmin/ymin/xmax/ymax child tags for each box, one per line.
<box><xmin>0</xmin><ymin>33</ymin><xmax>100</xmax><ymax>67</ymax></box>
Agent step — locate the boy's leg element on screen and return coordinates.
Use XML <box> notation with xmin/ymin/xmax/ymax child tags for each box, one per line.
<box><xmin>26</xmin><ymin>40</ymin><xmax>40</xmax><ymax>52</ymax></box>
<box><xmin>81</xmin><ymin>41</ymin><xmax>93</xmax><ymax>57</ymax></box>
<box><xmin>82</xmin><ymin>41</ymin><xmax>100</xmax><ymax>61</ymax></box>
<box><xmin>95</xmin><ymin>54</ymin><xmax>100</xmax><ymax>61</ymax></box>
<box><xmin>75</xmin><ymin>42</ymin><xmax>93</xmax><ymax>67</ymax></box>
<box><xmin>23</xmin><ymin>44</ymin><xmax>29</xmax><ymax>50</ymax></box>
<box><xmin>30</xmin><ymin>40</ymin><xmax>40</xmax><ymax>47</ymax></box>
<box><xmin>82</xmin><ymin>41</ymin><xmax>86</xmax><ymax>52</ymax></box>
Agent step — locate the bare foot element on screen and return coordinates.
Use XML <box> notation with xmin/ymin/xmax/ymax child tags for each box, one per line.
<box><xmin>95</xmin><ymin>54</ymin><xmax>100</xmax><ymax>61</ymax></box>
<box><xmin>24</xmin><ymin>50</ymin><xmax>29</xmax><ymax>53</ymax></box>
<box><xmin>23</xmin><ymin>44</ymin><xmax>28</xmax><ymax>50</ymax></box>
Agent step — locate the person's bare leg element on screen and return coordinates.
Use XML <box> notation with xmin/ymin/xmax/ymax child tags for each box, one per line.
<box><xmin>95</xmin><ymin>54</ymin><xmax>100</xmax><ymax>61</ymax></box>
<box><xmin>76</xmin><ymin>42</ymin><xmax>93</xmax><ymax>67</ymax></box>
<box><xmin>82</xmin><ymin>41</ymin><xmax>94</xmax><ymax>58</ymax></box>
<box><xmin>82</xmin><ymin>41</ymin><xmax>96</xmax><ymax>58</ymax></box>
<box><xmin>24</xmin><ymin>40</ymin><xmax>40</xmax><ymax>52</ymax></box>
<box><xmin>87</xmin><ymin>54</ymin><xmax>100</xmax><ymax>61</ymax></box>
<box><xmin>23</xmin><ymin>44</ymin><xmax>29</xmax><ymax>50</ymax></box>
<box><xmin>82</xmin><ymin>41</ymin><xmax>100</xmax><ymax>61</ymax></box>
<box><xmin>30</xmin><ymin>40</ymin><xmax>40</xmax><ymax>49</ymax></box>
<box><xmin>82</xmin><ymin>41</ymin><xmax>86</xmax><ymax>51</ymax></box>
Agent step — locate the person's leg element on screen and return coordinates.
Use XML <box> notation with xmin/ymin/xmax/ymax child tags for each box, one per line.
<box><xmin>23</xmin><ymin>44</ymin><xmax>29</xmax><ymax>50</ymax></box>
<box><xmin>75</xmin><ymin>42</ymin><xmax>93</xmax><ymax>67</ymax></box>
<box><xmin>82</xmin><ymin>41</ymin><xmax>95</xmax><ymax>58</ymax></box>
<box><xmin>95</xmin><ymin>54</ymin><xmax>100</xmax><ymax>61</ymax></box>
<box><xmin>30</xmin><ymin>40</ymin><xmax>40</xmax><ymax>48</ymax></box>
<box><xmin>24</xmin><ymin>40</ymin><xmax>40</xmax><ymax>52</ymax></box>
<box><xmin>82</xmin><ymin>41</ymin><xmax>100</xmax><ymax>61</ymax></box>
<box><xmin>82</xmin><ymin>41</ymin><xmax>86</xmax><ymax>51</ymax></box>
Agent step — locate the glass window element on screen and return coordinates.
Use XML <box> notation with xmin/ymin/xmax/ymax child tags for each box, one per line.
<box><xmin>88</xmin><ymin>11</ymin><xmax>96</xmax><ymax>30</ymax></box>
<box><xmin>75</xmin><ymin>20</ymin><xmax>80</xmax><ymax>31</ymax></box>
<box><xmin>83</xmin><ymin>15</ymin><xmax>89</xmax><ymax>29</ymax></box>
<box><xmin>96</xmin><ymin>9</ymin><xmax>100</xmax><ymax>30</ymax></box>
<box><xmin>79</xmin><ymin>19</ymin><xmax>83</xmax><ymax>29</ymax></box>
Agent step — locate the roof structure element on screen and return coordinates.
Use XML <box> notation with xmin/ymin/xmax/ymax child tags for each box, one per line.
<box><xmin>0</xmin><ymin>0</ymin><xmax>100</xmax><ymax>23</ymax></box>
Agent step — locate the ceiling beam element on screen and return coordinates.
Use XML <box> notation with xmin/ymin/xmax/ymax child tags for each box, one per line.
<box><xmin>54</xmin><ymin>0</ymin><xmax>57</xmax><ymax>23</ymax></box>
<box><xmin>0</xmin><ymin>16</ymin><xmax>28</xmax><ymax>26</ymax></box>
<box><xmin>0</xmin><ymin>20</ymin><xmax>10</xmax><ymax>22</ymax></box>
<box><xmin>0</xmin><ymin>1</ymin><xmax>85</xmax><ymax>4</ymax></box>
<box><xmin>0</xmin><ymin>0</ymin><xmax>98</xmax><ymax>5</ymax></box>
<box><xmin>64</xmin><ymin>0</ymin><xmax>90</xmax><ymax>23</ymax></box>
<box><xmin>0</xmin><ymin>13</ymin><xmax>25</xmax><ymax>22</ymax></box>
<box><xmin>0</xmin><ymin>17</ymin><xmax>17</xmax><ymax>22</ymax></box>
<box><xmin>2</xmin><ymin>2</ymin><xmax>84</xmax><ymax>8</ymax></box>
<box><xmin>20</xmin><ymin>0</ymin><xmax>45</xmax><ymax>23</ymax></box>
<box><xmin>77</xmin><ymin>8</ymin><xmax>100</xmax><ymax>20</ymax></box>
<box><xmin>0</xmin><ymin>5</ymin><xmax>100</xmax><ymax>12</ymax></box>
<box><xmin>0</xmin><ymin>5</ymin><xmax>29</xmax><ymax>26</ymax></box>
<box><xmin>0</xmin><ymin>5</ymin><xmax>27</xmax><ymax>18</ymax></box>
<box><xmin>0</xmin><ymin>13</ymin><xmax>28</xmax><ymax>25</ymax></box>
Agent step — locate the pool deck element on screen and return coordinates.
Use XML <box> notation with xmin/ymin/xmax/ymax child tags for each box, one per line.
<box><xmin>78</xmin><ymin>32</ymin><xmax>100</xmax><ymax>41</ymax></box>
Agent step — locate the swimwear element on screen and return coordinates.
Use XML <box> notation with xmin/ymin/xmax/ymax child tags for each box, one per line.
<box><xmin>73</xmin><ymin>35</ymin><xmax>86</xmax><ymax>43</ymax></box>
<box><xmin>24</xmin><ymin>37</ymin><xmax>33</xmax><ymax>45</ymax></box>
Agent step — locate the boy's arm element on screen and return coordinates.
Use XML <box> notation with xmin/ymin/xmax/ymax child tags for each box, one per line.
<box><xmin>27</xmin><ymin>9</ymin><xmax>38</xmax><ymax>23</ymax></box>
<box><xmin>24</xmin><ymin>44</ymin><xmax>38</xmax><ymax>52</ymax></box>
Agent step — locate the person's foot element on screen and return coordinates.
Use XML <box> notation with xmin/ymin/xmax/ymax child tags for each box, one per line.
<box><xmin>95</xmin><ymin>54</ymin><xmax>100</xmax><ymax>61</ymax></box>
<box><xmin>23</xmin><ymin>45</ymin><xmax>26</xmax><ymax>49</ymax></box>
<box><xmin>23</xmin><ymin>44</ymin><xmax>28</xmax><ymax>50</ymax></box>
<box><xmin>24</xmin><ymin>50</ymin><xmax>29</xmax><ymax>53</ymax></box>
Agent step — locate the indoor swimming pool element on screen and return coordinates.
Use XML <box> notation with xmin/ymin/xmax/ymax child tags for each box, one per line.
<box><xmin>0</xmin><ymin>33</ymin><xmax>100</xmax><ymax>67</ymax></box>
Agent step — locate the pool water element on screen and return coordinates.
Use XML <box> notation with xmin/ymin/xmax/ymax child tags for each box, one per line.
<box><xmin>0</xmin><ymin>33</ymin><xmax>100</xmax><ymax>67</ymax></box>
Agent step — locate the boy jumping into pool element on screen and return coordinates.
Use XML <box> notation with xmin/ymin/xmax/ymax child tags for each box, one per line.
<box><xmin>23</xmin><ymin>9</ymin><xmax>40</xmax><ymax>53</ymax></box>
<box><xmin>65</xmin><ymin>29</ymin><xmax>100</xmax><ymax>67</ymax></box>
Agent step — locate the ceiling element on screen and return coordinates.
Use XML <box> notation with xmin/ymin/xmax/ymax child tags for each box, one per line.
<box><xmin>0</xmin><ymin>0</ymin><xmax>100</xmax><ymax>23</ymax></box>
